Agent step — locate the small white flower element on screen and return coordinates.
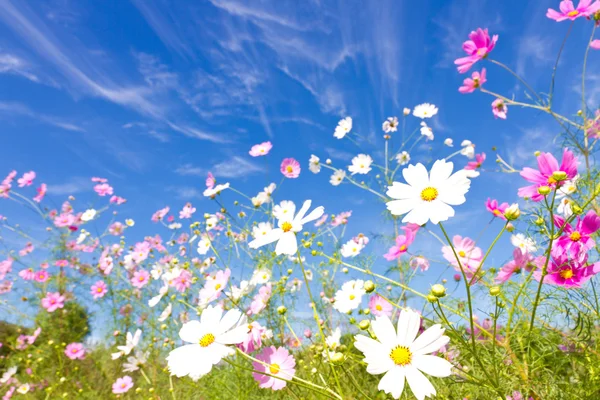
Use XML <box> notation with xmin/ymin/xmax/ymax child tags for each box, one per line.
<box><xmin>557</xmin><ymin>198</ymin><xmax>573</xmax><ymax>218</ymax></box>
<box><xmin>226</xmin><ymin>280</ymin><xmax>252</xmax><ymax>302</ymax></box>
<box><xmin>386</xmin><ymin>160</ymin><xmax>471</xmax><ymax>225</ymax></box>
<box><xmin>403</xmin><ymin>108</ymin><xmax>411</xmax><ymax>116</ymax></box>
<box><xmin>354</xmin><ymin>310</ymin><xmax>453</xmax><ymax>400</ymax></box>
<box><xmin>340</xmin><ymin>239</ymin><xmax>364</xmax><ymax>258</ymax></box>
<box><xmin>333</xmin><ymin>280</ymin><xmax>365</xmax><ymax>313</ymax></box>
<box><xmin>330</xmin><ymin>170</ymin><xmax>346</xmax><ymax>186</ymax></box>
<box><xmin>273</xmin><ymin>200</ymin><xmax>296</xmax><ymax>220</ymax></box>
<box><xmin>252</xmin><ymin>222</ymin><xmax>272</xmax><ymax>239</ymax></box>
<box><xmin>112</xmin><ymin>329</ymin><xmax>142</xmax><ymax>360</ymax></box>
<box><xmin>251</xmin><ymin>268</ymin><xmax>271</xmax><ymax>285</ymax></box>
<box><xmin>206</xmin><ymin>216</ymin><xmax>218</xmax><ymax>231</ymax></box>
<box><xmin>348</xmin><ymin>154</ymin><xmax>373</xmax><ymax>175</ymax></box>
<box><xmin>166</xmin><ymin>306</ymin><xmax>249</xmax><ymax>380</ymax></box>
<box><xmin>16</xmin><ymin>384</ymin><xmax>30</xmax><ymax>394</ymax></box>
<box><xmin>76</xmin><ymin>232</ymin><xmax>89</xmax><ymax>245</ymax></box>
<box><xmin>334</xmin><ymin>117</ymin><xmax>352</xmax><ymax>139</ymax></box>
<box><xmin>197</xmin><ymin>236</ymin><xmax>211</xmax><ymax>255</ymax></box>
<box><xmin>444</xmin><ymin>138</ymin><xmax>453</xmax><ymax>147</ymax></box>
<box><xmin>511</xmin><ymin>233</ymin><xmax>537</xmax><ymax>254</ymax></box>
<box><xmin>126</xmin><ymin>219</ymin><xmax>135</xmax><ymax>227</ymax></box>
<box><xmin>123</xmin><ymin>351</ymin><xmax>148</xmax><ymax>373</ymax></box>
<box><xmin>169</xmin><ymin>222</ymin><xmax>182</xmax><ymax>230</ymax></box>
<box><xmin>413</xmin><ymin>103</ymin><xmax>438</xmax><ymax>119</ymax></box>
<box><xmin>81</xmin><ymin>209</ymin><xmax>97</xmax><ymax>222</ymax></box>
<box><xmin>396</xmin><ymin>151</ymin><xmax>410</xmax><ymax>165</ymax></box>
<box><xmin>203</xmin><ymin>183</ymin><xmax>230</xmax><ymax>197</ymax></box>
<box><xmin>382</xmin><ymin>117</ymin><xmax>399</xmax><ymax>133</ymax></box>
<box><xmin>0</xmin><ymin>366</ymin><xmax>17</xmax><ymax>384</ymax></box>
<box><xmin>309</xmin><ymin>155</ymin><xmax>321</xmax><ymax>173</ymax></box>
<box><xmin>420</xmin><ymin>122</ymin><xmax>434</xmax><ymax>141</ymax></box>
<box><xmin>460</xmin><ymin>140</ymin><xmax>475</xmax><ymax>159</ymax></box>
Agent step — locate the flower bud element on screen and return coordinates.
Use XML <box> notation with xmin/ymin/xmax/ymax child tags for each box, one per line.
<box><xmin>489</xmin><ymin>286</ymin><xmax>501</xmax><ymax>296</ymax></box>
<box><xmin>358</xmin><ymin>320</ymin><xmax>371</xmax><ymax>330</ymax></box>
<box><xmin>537</xmin><ymin>186</ymin><xmax>551</xmax><ymax>195</ymax></box>
<box><xmin>431</xmin><ymin>284</ymin><xmax>446</xmax><ymax>298</ymax></box>
<box><xmin>331</xmin><ymin>352</ymin><xmax>345</xmax><ymax>365</ymax></box>
<box><xmin>277</xmin><ymin>306</ymin><xmax>287</xmax><ymax>315</ymax></box>
<box><xmin>504</xmin><ymin>204</ymin><xmax>520</xmax><ymax>221</ymax></box>
<box><xmin>572</xmin><ymin>204</ymin><xmax>584</xmax><ymax>215</ymax></box>
<box><xmin>426</xmin><ymin>294</ymin><xmax>438</xmax><ymax>303</ymax></box>
<box><xmin>506</xmin><ymin>222</ymin><xmax>515</xmax><ymax>232</ymax></box>
<box><xmin>403</xmin><ymin>107</ymin><xmax>411</xmax><ymax>116</ymax></box>
<box><xmin>364</xmin><ymin>280</ymin><xmax>375</xmax><ymax>293</ymax></box>
<box><xmin>342</xmin><ymin>267</ymin><xmax>348</xmax><ymax>274</ymax></box>
<box><xmin>534</xmin><ymin>151</ymin><xmax>541</xmax><ymax>157</ymax></box>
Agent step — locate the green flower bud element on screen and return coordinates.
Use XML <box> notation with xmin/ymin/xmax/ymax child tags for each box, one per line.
<box><xmin>431</xmin><ymin>284</ymin><xmax>446</xmax><ymax>298</ymax></box>
<box><xmin>358</xmin><ymin>320</ymin><xmax>371</xmax><ymax>330</ymax></box>
<box><xmin>364</xmin><ymin>280</ymin><xmax>376</xmax><ymax>293</ymax></box>
<box><xmin>277</xmin><ymin>306</ymin><xmax>287</xmax><ymax>315</ymax></box>
<box><xmin>537</xmin><ymin>186</ymin><xmax>551</xmax><ymax>196</ymax></box>
<box><xmin>504</xmin><ymin>204</ymin><xmax>520</xmax><ymax>221</ymax></box>
<box><xmin>489</xmin><ymin>286</ymin><xmax>501</xmax><ymax>296</ymax></box>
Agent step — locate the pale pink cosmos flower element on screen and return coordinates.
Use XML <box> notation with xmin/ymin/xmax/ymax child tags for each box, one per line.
<box><xmin>33</xmin><ymin>183</ymin><xmax>47</xmax><ymax>203</ymax></box>
<box><xmin>465</xmin><ymin>153</ymin><xmax>486</xmax><ymax>171</ymax></box>
<box><xmin>34</xmin><ymin>270</ymin><xmax>49</xmax><ymax>283</ymax></box>
<box><xmin>17</xmin><ymin>171</ymin><xmax>35</xmax><ymax>187</ymax></box>
<box><xmin>280</xmin><ymin>158</ymin><xmax>301</xmax><ymax>178</ymax></box>
<box><xmin>109</xmin><ymin>195</ymin><xmax>127</xmax><ymax>205</ymax></box>
<box><xmin>368</xmin><ymin>294</ymin><xmax>393</xmax><ymax>317</ymax></box>
<box><xmin>112</xmin><ymin>376</ymin><xmax>133</xmax><ymax>394</ymax></box>
<box><xmin>131</xmin><ymin>269</ymin><xmax>150</xmax><ymax>289</ymax></box>
<box><xmin>314</xmin><ymin>214</ymin><xmax>328</xmax><ymax>227</ymax></box>
<box><xmin>0</xmin><ymin>258</ymin><xmax>13</xmax><ymax>280</ymax></box>
<box><xmin>65</xmin><ymin>343</ymin><xmax>85</xmax><ymax>360</ymax></box>
<box><xmin>54</xmin><ymin>213</ymin><xmax>76</xmax><ymax>228</ymax></box>
<box><xmin>91</xmin><ymin>280</ymin><xmax>108</xmax><ymax>299</ymax></box>
<box><xmin>239</xmin><ymin>321</ymin><xmax>268</xmax><ymax>353</ymax></box>
<box><xmin>459</xmin><ymin>68</ymin><xmax>487</xmax><ymax>93</ymax></box>
<box><xmin>249</xmin><ymin>284</ymin><xmax>272</xmax><ymax>315</ymax></box>
<box><xmin>18</xmin><ymin>268</ymin><xmax>35</xmax><ymax>281</ymax></box>
<box><xmin>455</xmin><ymin>28</ymin><xmax>498</xmax><ymax>73</ymax></box>
<box><xmin>94</xmin><ymin>183</ymin><xmax>114</xmax><ymax>196</ymax></box>
<box><xmin>252</xmin><ymin>346</ymin><xmax>296</xmax><ymax>391</ymax></box>
<box><xmin>151</xmin><ymin>206</ymin><xmax>170</xmax><ymax>222</ymax></box>
<box><xmin>442</xmin><ymin>235</ymin><xmax>483</xmax><ymax>278</ymax></box>
<box><xmin>485</xmin><ymin>198</ymin><xmax>509</xmax><ymax>220</ymax></box>
<box><xmin>109</xmin><ymin>222</ymin><xmax>125</xmax><ymax>236</ymax></box>
<box><xmin>331</xmin><ymin>211</ymin><xmax>352</xmax><ymax>227</ymax></box>
<box><xmin>547</xmin><ymin>0</ymin><xmax>600</xmax><ymax>21</ymax></box>
<box><xmin>172</xmin><ymin>269</ymin><xmax>192</xmax><ymax>293</ymax></box>
<box><xmin>199</xmin><ymin>268</ymin><xmax>231</xmax><ymax>303</ymax></box>
<box><xmin>410</xmin><ymin>256</ymin><xmax>430</xmax><ymax>271</ymax></box>
<box><xmin>91</xmin><ymin>177</ymin><xmax>108</xmax><ymax>183</ymax></box>
<box><xmin>592</xmin><ymin>39</ymin><xmax>600</xmax><ymax>49</ymax></box>
<box><xmin>206</xmin><ymin>172</ymin><xmax>216</xmax><ymax>189</ymax></box>
<box><xmin>179</xmin><ymin>203</ymin><xmax>196</xmax><ymax>219</ymax></box>
<box><xmin>249</xmin><ymin>141</ymin><xmax>273</xmax><ymax>157</ymax></box>
<box><xmin>492</xmin><ymin>98</ymin><xmax>507</xmax><ymax>119</ymax></box>
<box><xmin>55</xmin><ymin>259</ymin><xmax>69</xmax><ymax>267</ymax></box>
<box><xmin>18</xmin><ymin>242</ymin><xmax>34</xmax><ymax>257</ymax></box>
<box><xmin>41</xmin><ymin>292</ymin><xmax>65</xmax><ymax>312</ymax></box>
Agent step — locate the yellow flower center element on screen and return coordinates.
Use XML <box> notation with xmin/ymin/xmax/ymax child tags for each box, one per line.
<box><xmin>199</xmin><ymin>333</ymin><xmax>215</xmax><ymax>347</ymax></box>
<box><xmin>493</xmin><ymin>209</ymin><xmax>502</xmax><ymax>216</ymax></box>
<box><xmin>390</xmin><ymin>346</ymin><xmax>412</xmax><ymax>366</ymax></box>
<box><xmin>269</xmin><ymin>363</ymin><xmax>281</xmax><ymax>374</ymax></box>
<box><xmin>215</xmin><ymin>283</ymin><xmax>222</xmax><ymax>290</ymax></box>
<box><xmin>570</xmin><ymin>231</ymin><xmax>581</xmax><ymax>242</ymax></box>
<box><xmin>458</xmin><ymin>250</ymin><xmax>466</xmax><ymax>257</ymax></box>
<box><xmin>560</xmin><ymin>269</ymin><xmax>574</xmax><ymax>279</ymax></box>
<box><xmin>281</xmin><ymin>222</ymin><xmax>293</xmax><ymax>232</ymax></box>
<box><xmin>349</xmin><ymin>294</ymin><xmax>356</xmax><ymax>300</ymax></box>
<box><xmin>420</xmin><ymin>187</ymin><xmax>438</xmax><ymax>202</ymax></box>
<box><xmin>97</xmin><ymin>287</ymin><xmax>103</xmax><ymax>293</ymax></box>
<box><xmin>568</xmin><ymin>10</ymin><xmax>580</xmax><ymax>17</ymax></box>
<box><xmin>547</xmin><ymin>176</ymin><xmax>557</xmax><ymax>185</ymax></box>
<box><xmin>376</xmin><ymin>304</ymin><xmax>382</xmax><ymax>311</ymax></box>
<box><xmin>399</xmin><ymin>245</ymin><xmax>406</xmax><ymax>251</ymax></box>
<box><xmin>286</xmin><ymin>166</ymin><xmax>293</xmax><ymax>173</ymax></box>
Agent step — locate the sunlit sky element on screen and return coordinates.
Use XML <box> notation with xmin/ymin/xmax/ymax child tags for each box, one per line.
<box><xmin>1</xmin><ymin>0</ymin><xmax>599</xmax><ymax>331</ymax></box>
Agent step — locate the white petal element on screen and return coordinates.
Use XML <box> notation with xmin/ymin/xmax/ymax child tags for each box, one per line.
<box><xmin>397</xmin><ymin>309</ymin><xmax>421</xmax><ymax>346</ymax></box>
<box><xmin>218</xmin><ymin>324</ymin><xmax>250</xmax><ymax>345</ymax></box>
<box><xmin>371</xmin><ymin>315</ymin><xmax>397</xmax><ymax>347</ymax></box>
<box><xmin>427</xmin><ymin>201</ymin><xmax>455</xmax><ymax>225</ymax></box>
<box><xmin>428</xmin><ymin>160</ymin><xmax>453</xmax><ymax>187</ymax></box>
<box><xmin>201</xmin><ymin>305</ymin><xmax>223</xmax><ymax>327</ymax></box>
<box><xmin>300</xmin><ymin>206</ymin><xmax>325</xmax><ymax>224</ymax></box>
<box><xmin>402</xmin><ymin>163</ymin><xmax>429</xmax><ymax>189</ymax></box>
<box><xmin>275</xmin><ymin>231</ymin><xmax>297</xmax><ymax>255</ymax></box>
<box><xmin>217</xmin><ymin>308</ymin><xmax>243</xmax><ymax>335</ymax></box>
<box><xmin>248</xmin><ymin>229</ymin><xmax>282</xmax><ymax>249</ymax></box>
<box><xmin>410</xmin><ymin>325</ymin><xmax>449</xmax><ymax>355</ymax></box>
<box><xmin>294</xmin><ymin>200</ymin><xmax>312</xmax><ymax>222</ymax></box>
<box><xmin>405</xmin><ymin>365</ymin><xmax>436</xmax><ymax>400</ymax></box>
<box><xmin>179</xmin><ymin>320</ymin><xmax>203</xmax><ymax>343</ymax></box>
<box><xmin>387</xmin><ymin>198</ymin><xmax>419</xmax><ymax>216</ymax></box>
<box><xmin>378</xmin><ymin>368</ymin><xmax>405</xmax><ymax>399</ymax></box>
<box><xmin>402</xmin><ymin>203</ymin><xmax>429</xmax><ymax>226</ymax></box>
<box><xmin>167</xmin><ymin>345</ymin><xmax>211</xmax><ymax>378</ymax></box>
<box><xmin>386</xmin><ymin>182</ymin><xmax>417</xmax><ymax>200</ymax></box>
<box><xmin>412</xmin><ymin>354</ymin><xmax>453</xmax><ymax>378</ymax></box>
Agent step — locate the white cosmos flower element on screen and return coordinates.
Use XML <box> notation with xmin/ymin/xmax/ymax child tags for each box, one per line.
<box><xmin>557</xmin><ymin>197</ymin><xmax>573</xmax><ymax>218</ymax></box>
<box><xmin>197</xmin><ymin>236</ymin><xmax>211</xmax><ymax>255</ymax></box>
<box><xmin>340</xmin><ymin>239</ymin><xmax>364</xmax><ymax>258</ymax></box>
<box><xmin>334</xmin><ymin>117</ymin><xmax>352</xmax><ymax>139</ymax></box>
<box><xmin>16</xmin><ymin>384</ymin><xmax>30</xmax><ymax>394</ymax></box>
<box><xmin>76</xmin><ymin>231</ymin><xmax>89</xmax><ymax>244</ymax></box>
<box><xmin>420</xmin><ymin>122</ymin><xmax>434</xmax><ymax>141</ymax></box>
<box><xmin>330</xmin><ymin>170</ymin><xmax>346</xmax><ymax>186</ymax></box>
<box><xmin>273</xmin><ymin>200</ymin><xmax>296</xmax><ymax>220</ymax></box>
<box><xmin>203</xmin><ymin>183</ymin><xmax>230</xmax><ymax>197</ymax></box>
<box><xmin>333</xmin><ymin>280</ymin><xmax>365</xmax><ymax>313</ymax></box>
<box><xmin>460</xmin><ymin>140</ymin><xmax>475</xmax><ymax>159</ymax></box>
<box><xmin>309</xmin><ymin>155</ymin><xmax>321</xmax><ymax>173</ymax></box>
<box><xmin>348</xmin><ymin>154</ymin><xmax>373</xmax><ymax>175</ymax></box>
<box><xmin>511</xmin><ymin>233</ymin><xmax>537</xmax><ymax>254</ymax></box>
<box><xmin>444</xmin><ymin>138</ymin><xmax>453</xmax><ymax>147</ymax></box>
<box><xmin>382</xmin><ymin>117</ymin><xmax>399</xmax><ymax>133</ymax></box>
<box><xmin>248</xmin><ymin>200</ymin><xmax>324</xmax><ymax>255</ymax></box>
<box><xmin>354</xmin><ymin>310</ymin><xmax>453</xmax><ymax>400</ymax></box>
<box><xmin>166</xmin><ymin>305</ymin><xmax>249</xmax><ymax>380</ymax></box>
<box><xmin>206</xmin><ymin>216</ymin><xmax>218</xmax><ymax>231</ymax></box>
<box><xmin>252</xmin><ymin>222</ymin><xmax>272</xmax><ymax>239</ymax></box>
<box><xmin>81</xmin><ymin>209</ymin><xmax>97</xmax><ymax>222</ymax></box>
<box><xmin>226</xmin><ymin>280</ymin><xmax>252</xmax><ymax>302</ymax></box>
<box><xmin>0</xmin><ymin>366</ymin><xmax>17</xmax><ymax>384</ymax></box>
<box><xmin>148</xmin><ymin>284</ymin><xmax>168</xmax><ymax>307</ymax></box>
<box><xmin>323</xmin><ymin>327</ymin><xmax>342</xmax><ymax>358</ymax></box>
<box><xmin>158</xmin><ymin>303</ymin><xmax>172</xmax><ymax>322</ymax></box>
<box><xmin>251</xmin><ymin>268</ymin><xmax>271</xmax><ymax>285</ymax></box>
<box><xmin>112</xmin><ymin>329</ymin><xmax>142</xmax><ymax>360</ymax></box>
<box><xmin>123</xmin><ymin>350</ymin><xmax>148</xmax><ymax>373</ymax></box>
<box><xmin>386</xmin><ymin>160</ymin><xmax>471</xmax><ymax>225</ymax></box>
<box><xmin>413</xmin><ymin>103</ymin><xmax>438</xmax><ymax>119</ymax></box>
<box><xmin>396</xmin><ymin>151</ymin><xmax>410</xmax><ymax>165</ymax></box>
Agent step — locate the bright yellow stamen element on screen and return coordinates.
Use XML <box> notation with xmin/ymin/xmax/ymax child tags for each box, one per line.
<box><xmin>390</xmin><ymin>346</ymin><xmax>412</xmax><ymax>366</ymax></box>
<box><xmin>458</xmin><ymin>250</ymin><xmax>466</xmax><ymax>257</ymax></box>
<box><xmin>567</xmin><ymin>10</ymin><xmax>580</xmax><ymax>17</ymax></box>
<box><xmin>420</xmin><ymin>187</ymin><xmax>438</xmax><ymax>202</ymax></box>
<box><xmin>269</xmin><ymin>364</ymin><xmax>281</xmax><ymax>374</ymax></box>
<box><xmin>349</xmin><ymin>294</ymin><xmax>356</xmax><ymax>300</ymax></box>
<box><xmin>570</xmin><ymin>231</ymin><xmax>581</xmax><ymax>242</ymax></box>
<box><xmin>399</xmin><ymin>245</ymin><xmax>406</xmax><ymax>252</ymax></box>
<box><xmin>281</xmin><ymin>222</ymin><xmax>293</xmax><ymax>232</ymax></box>
<box><xmin>376</xmin><ymin>305</ymin><xmax>382</xmax><ymax>311</ymax></box>
<box><xmin>493</xmin><ymin>209</ymin><xmax>502</xmax><ymax>216</ymax></box>
<box><xmin>286</xmin><ymin>166</ymin><xmax>293</xmax><ymax>173</ymax></box>
<box><xmin>560</xmin><ymin>269</ymin><xmax>574</xmax><ymax>279</ymax></box>
<box><xmin>199</xmin><ymin>333</ymin><xmax>215</xmax><ymax>347</ymax></box>
<box><xmin>215</xmin><ymin>283</ymin><xmax>222</xmax><ymax>290</ymax></box>
<box><xmin>548</xmin><ymin>176</ymin><xmax>557</xmax><ymax>185</ymax></box>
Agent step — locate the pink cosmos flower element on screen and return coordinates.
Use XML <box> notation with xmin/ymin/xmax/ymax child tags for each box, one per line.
<box><xmin>109</xmin><ymin>222</ymin><xmax>125</xmax><ymax>236</ymax></box>
<box><xmin>496</xmin><ymin>249</ymin><xmax>544</xmax><ymax>283</ymax></box>
<box><xmin>199</xmin><ymin>268</ymin><xmax>230</xmax><ymax>303</ymax></box>
<box><xmin>109</xmin><ymin>195</ymin><xmax>127</xmax><ymax>205</ymax></box>
<box><xmin>368</xmin><ymin>294</ymin><xmax>393</xmax><ymax>317</ymax></box>
<box><xmin>172</xmin><ymin>269</ymin><xmax>192</xmax><ymax>293</ymax></box>
<box><xmin>0</xmin><ymin>258</ymin><xmax>13</xmax><ymax>280</ymax></box>
<box><xmin>459</xmin><ymin>68</ymin><xmax>487</xmax><ymax>93</ymax></box>
<box><xmin>34</xmin><ymin>270</ymin><xmax>49</xmax><ymax>283</ymax></box>
<box><xmin>91</xmin><ymin>177</ymin><xmax>107</xmax><ymax>183</ymax></box>
<box><xmin>331</xmin><ymin>211</ymin><xmax>352</xmax><ymax>227</ymax></box>
<box><xmin>383</xmin><ymin>227</ymin><xmax>416</xmax><ymax>261</ymax></box>
<box><xmin>33</xmin><ymin>183</ymin><xmax>47</xmax><ymax>203</ymax></box>
<box><xmin>547</xmin><ymin>0</ymin><xmax>600</xmax><ymax>21</ymax></box>
<box><xmin>492</xmin><ymin>98</ymin><xmax>507</xmax><ymax>119</ymax></box>
<box><xmin>409</xmin><ymin>255</ymin><xmax>430</xmax><ymax>271</ymax></box>
<box><xmin>455</xmin><ymin>28</ymin><xmax>498</xmax><ymax>73</ymax></box>
<box><xmin>518</xmin><ymin>149</ymin><xmax>578</xmax><ymax>201</ymax></box>
<box><xmin>17</xmin><ymin>171</ymin><xmax>35</xmax><ymax>187</ymax></box>
<box><xmin>249</xmin><ymin>141</ymin><xmax>273</xmax><ymax>157</ymax></box>
<box><xmin>19</xmin><ymin>268</ymin><xmax>35</xmax><ymax>281</ymax></box>
<box><xmin>131</xmin><ymin>269</ymin><xmax>150</xmax><ymax>289</ymax></box>
<box><xmin>249</xmin><ymin>284</ymin><xmax>272</xmax><ymax>315</ymax></box>
<box><xmin>41</xmin><ymin>292</ymin><xmax>65</xmax><ymax>312</ymax></box>
<box><xmin>112</xmin><ymin>376</ymin><xmax>134</xmax><ymax>394</ymax></box>
<box><xmin>206</xmin><ymin>172</ymin><xmax>216</xmax><ymax>189</ymax></box>
<box><xmin>239</xmin><ymin>321</ymin><xmax>267</xmax><ymax>353</ymax></box>
<box><xmin>465</xmin><ymin>153</ymin><xmax>486</xmax><ymax>170</ymax></box>
<box><xmin>91</xmin><ymin>280</ymin><xmax>108</xmax><ymax>299</ymax></box>
<box><xmin>18</xmin><ymin>242</ymin><xmax>34</xmax><ymax>257</ymax></box>
<box><xmin>99</xmin><ymin>255</ymin><xmax>114</xmax><ymax>275</ymax></box>
<box><xmin>179</xmin><ymin>203</ymin><xmax>196</xmax><ymax>219</ymax></box>
<box><xmin>442</xmin><ymin>235</ymin><xmax>483</xmax><ymax>277</ymax></box>
<box><xmin>280</xmin><ymin>158</ymin><xmax>301</xmax><ymax>178</ymax></box>
<box><xmin>535</xmin><ymin>253</ymin><xmax>600</xmax><ymax>288</ymax></box>
<box><xmin>552</xmin><ymin>211</ymin><xmax>600</xmax><ymax>258</ymax></box>
<box><xmin>252</xmin><ymin>346</ymin><xmax>296</xmax><ymax>391</ymax></box>
<box><xmin>55</xmin><ymin>259</ymin><xmax>69</xmax><ymax>268</ymax></box>
<box><xmin>591</xmin><ymin>39</ymin><xmax>600</xmax><ymax>49</ymax></box>
<box><xmin>314</xmin><ymin>214</ymin><xmax>328</xmax><ymax>227</ymax></box>
<box><xmin>94</xmin><ymin>183</ymin><xmax>113</xmax><ymax>196</ymax></box>
<box><xmin>65</xmin><ymin>343</ymin><xmax>85</xmax><ymax>360</ymax></box>
<box><xmin>151</xmin><ymin>206</ymin><xmax>170</xmax><ymax>222</ymax></box>
<box><xmin>54</xmin><ymin>213</ymin><xmax>76</xmax><ymax>228</ymax></box>
<box><xmin>485</xmin><ymin>198</ymin><xmax>509</xmax><ymax>220</ymax></box>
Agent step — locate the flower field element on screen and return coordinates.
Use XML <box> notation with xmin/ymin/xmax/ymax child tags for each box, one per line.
<box><xmin>2</xmin><ymin>1</ymin><xmax>600</xmax><ymax>399</ymax></box>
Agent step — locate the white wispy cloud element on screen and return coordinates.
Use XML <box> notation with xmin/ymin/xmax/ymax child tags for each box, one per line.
<box><xmin>0</xmin><ymin>101</ymin><xmax>85</xmax><ymax>132</ymax></box>
<box><xmin>0</xmin><ymin>53</ymin><xmax>40</xmax><ymax>82</ymax></box>
<box><xmin>46</xmin><ymin>177</ymin><xmax>90</xmax><ymax>195</ymax></box>
<box><xmin>167</xmin><ymin>186</ymin><xmax>204</xmax><ymax>200</ymax></box>
<box><xmin>176</xmin><ymin>156</ymin><xmax>264</xmax><ymax>179</ymax></box>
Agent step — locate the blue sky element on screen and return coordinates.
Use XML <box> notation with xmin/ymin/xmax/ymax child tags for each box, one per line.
<box><xmin>1</xmin><ymin>0</ymin><xmax>599</xmax><ymax>329</ymax></box>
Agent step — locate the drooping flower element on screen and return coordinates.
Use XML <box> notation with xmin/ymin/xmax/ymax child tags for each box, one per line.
<box><xmin>491</xmin><ymin>98</ymin><xmax>507</xmax><ymax>119</ymax></box>
<box><xmin>485</xmin><ymin>198</ymin><xmax>509</xmax><ymax>220</ymax></box>
<box><xmin>280</xmin><ymin>158</ymin><xmax>301</xmax><ymax>178</ymax></box>
<box><xmin>496</xmin><ymin>248</ymin><xmax>544</xmax><ymax>284</ymax></box>
<box><xmin>167</xmin><ymin>305</ymin><xmax>249</xmax><ymax>380</ymax></box>
<box><xmin>386</xmin><ymin>160</ymin><xmax>471</xmax><ymax>225</ymax></box>
<box><xmin>547</xmin><ymin>0</ymin><xmax>600</xmax><ymax>22</ymax></box>
<box><xmin>518</xmin><ymin>149</ymin><xmax>578</xmax><ymax>201</ymax></box>
<box><xmin>369</xmin><ymin>294</ymin><xmax>393</xmax><ymax>317</ymax></box>
<box><xmin>420</xmin><ymin>122</ymin><xmax>434</xmax><ymax>141</ymax></box>
<box><xmin>413</xmin><ymin>103</ymin><xmax>438</xmax><ymax>119</ymax></box>
<box><xmin>354</xmin><ymin>310</ymin><xmax>453</xmax><ymax>400</ymax></box>
<box><xmin>65</xmin><ymin>343</ymin><xmax>85</xmax><ymax>360</ymax></box>
<box><xmin>112</xmin><ymin>329</ymin><xmax>142</xmax><ymax>360</ymax></box>
<box><xmin>248</xmin><ymin>200</ymin><xmax>324</xmax><ymax>255</ymax></box>
<box><xmin>249</xmin><ymin>141</ymin><xmax>273</xmax><ymax>157</ymax></box>
<box><xmin>33</xmin><ymin>183</ymin><xmax>47</xmax><ymax>203</ymax></box>
<box><xmin>459</xmin><ymin>68</ymin><xmax>487</xmax><ymax>93</ymax></box>
<box><xmin>348</xmin><ymin>154</ymin><xmax>373</xmax><ymax>175</ymax></box>
<box><xmin>112</xmin><ymin>376</ymin><xmax>134</xmax><ymax>394</ymax></box>
<box><xmin>334</xmin><ymin>117</ymin><xmax>353</xmax><ymax>139</ymax></box>
<box><xmin>252</xmin><ymin>346</ymin><xmax>296</xmax><ymax>390</ymax></box>
<box><xmin>465</xmin><ymin>153</ymin><xmax>486</xmax><ymax>174</ymax></box>
<box><xmin>455</xmin><ymin>28</ymin><xmax>498</xmax><ymax>73</ymax></box>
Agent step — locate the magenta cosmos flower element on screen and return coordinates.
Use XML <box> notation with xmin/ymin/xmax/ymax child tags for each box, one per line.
<box><xmin>252</xmin><ymin>346</ymin><xmax>296</xmax><ymax>390</ymax></box>
<box><xmin>41</xmin><ymin>292</ymin><xmax>65</xmax><ymax>312</ymax></box>
<box><xmin>547</xmin><ymin>0</ymin><xmax>600</xmax><ymax>22</ymax></box>
<box><xmin>459</xmin><ymin>68</ymin><xmax>487</xmax><ymax>93</ymax></box>
<box><xmin>112</xmin><ymin>376</ymin><xmax>134</xmax><ymax>394</ymax></box>
<box><xmin>280</xmin><ymin>158</ymin><xmax>301</xmax><ymax>178</ymax></box>
<box><xmin>65</xmin><ymin>343</ymin><xmax>85</xmax><ymax>360</ymax></box>
<box><xmin>495</xmin><ymin>248</ymin><xmax>544</xmax><ymax>284</ymax></box>
<box><xmin>455</xmin><ymin>28</ymin><xmax>498</xmax><ymax>73</ymax></box>
<box><xmin>491</xmin><ymin>98</ymin><xmax>507</xmax><ymax>119</ymax></box>
<box><xmin>465</xmin><ymin>153</ymin><xmax>486</xmax><ymax>170</ymax></box>
<box><xmin>518</xmin><ymin>149</ymin><xmax>578</xmax><ymax>202</ymax></box>
<box><xmin>552</xmin><ymin>211</ymin><xmax>600</xmax><ymax>258</ymax></box>
<box><xmin>592</xmin><ymin>39</ymin><xmax>600</xmax><ymax>49</ymax></box>
<box><xmin>535</xmin><ymin>253</ymin><xmax>600</xmax><ymax>288</ymax></box>
<box><xmin>383</xmin><ymin>225</ymin><xmax>417</xmax><ymax>261</ymax></box>
<box><xmin>90</xmin><ymin>280</ymin><xmax>108</xmax><ymax>300</ymax></box>
<box><xmin>485</xmin><ymin>198</ymin><xmax>509</xmax><ymax>220</ymax></box>
<box><xmin>368</xmin><ymin>294</ymin><xmax>393</xmax><ymax>317</ymax></box>
<box><xmin>249</xmin><ymin>141</ymin><xmax>273</xmax><ymax>157</ymax></box>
